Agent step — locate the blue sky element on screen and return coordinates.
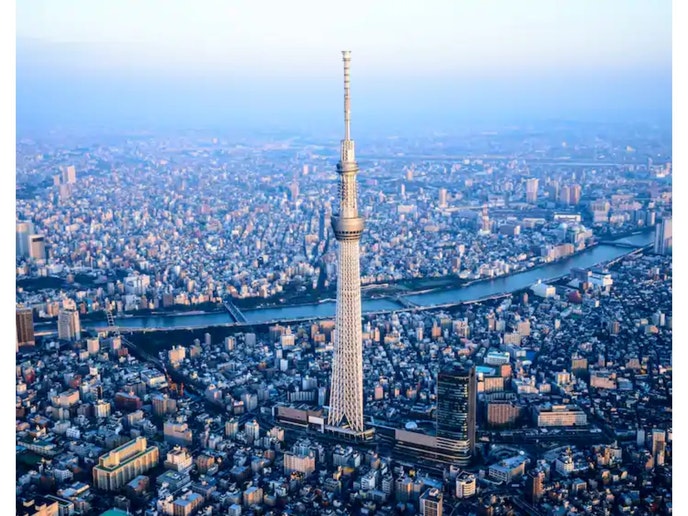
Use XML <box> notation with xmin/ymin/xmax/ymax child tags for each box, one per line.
<box><xmin>16</xmin><ymin>0</ymin><xmax>672</xmax><ymax>135</ymax></box>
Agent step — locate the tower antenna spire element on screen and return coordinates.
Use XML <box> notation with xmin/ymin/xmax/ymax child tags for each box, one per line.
<box><xmin>343</xmin><ymin>50</ymin><xmax>351</xmax><ymax>141</ymax></box>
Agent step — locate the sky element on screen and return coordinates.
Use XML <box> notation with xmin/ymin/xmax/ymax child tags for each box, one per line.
<box><xmin>16</xmin><ymin>0</ymin><xmax>672</xmax><ymax>136</ymax></box>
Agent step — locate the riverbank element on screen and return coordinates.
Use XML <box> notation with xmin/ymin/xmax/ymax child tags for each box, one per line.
<box><xmin>31</xmin><ymin>232</ymin><xmax>653</xmax><ymax>335</ymax></box>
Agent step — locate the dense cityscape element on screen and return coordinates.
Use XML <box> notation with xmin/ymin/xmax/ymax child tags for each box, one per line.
<box><xmin>16</xmin><ymin>112</ymin><xmax>673</xmax><ymax>516</ymax></box>
<box><xmin>14</xmin><ymin>6</ymin><xmax>674</xmax><ymax>513</ymax></box>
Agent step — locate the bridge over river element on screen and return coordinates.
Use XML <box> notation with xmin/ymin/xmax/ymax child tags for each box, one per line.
<box><xmin>34</xmin><ymin>231</ymin><xmax>653</xmax><ymax>334</ymax></box>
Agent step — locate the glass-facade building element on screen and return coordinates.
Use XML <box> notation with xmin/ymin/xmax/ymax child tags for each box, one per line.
<box><xmin>436</xmin><ymin>365</ymin><xmax>477</xmax><ymax>466</ymax></box>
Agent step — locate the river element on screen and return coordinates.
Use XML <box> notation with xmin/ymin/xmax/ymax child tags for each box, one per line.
<box><xmin>79</xmin><ymin>232</ymin><xmax>652</xmax><ymax>331</ymax></box>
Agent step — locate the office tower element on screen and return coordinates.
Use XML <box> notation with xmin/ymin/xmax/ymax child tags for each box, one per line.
<box><xmin>526</xmin><ymin>469</ymin><xmax>545</xmax><ymax>502</ymax></box>
<box><xmin>547</xmin><ymin>180</ymin><xmax>559</xmax><ymax>201</ymax></box>
<box><xmin>559</xmin><ymin>185</ymin><xmax>571</xmax><ymax>205</ymax></box>
<box><xmin>480</xmin><ymin>204</ymin><xmax>491</xmax><ymax>233</ymax></box>
<box><xmin>92</xmin><ymin>437</ymin><xmax>159</xmax><ymax>491</ymax></box>
<box><xmin>57</xmin><ymin>308</ymin><xmax>81</xmax><ymax>341</ymax></box>
<box><xmin>439</xmin><ymin>188</ymin><xmax>448</xmax><ymax>208</ymax></box>
<box><xmin>570</xmin><ymin>184</ymin><xmax>581</xmax><ymax>205</ymax></box>
<box><xmin>436</xmin><ymin>366</ymin><xmax>477</xmax><ymax>466</ymax></box>
<box><xmin>28</xmin><ymin>234</ymin><xmax>46</xmax><ymax>261</ymax></box>
<box><xmin>420</xmin><ymin>488</ymin><xmax>443</xmax><ymax>516</ymax></box>
<box><xmin>16</xmin><ymin>308</ymin><xmax>35</xmax><ymax>346</ymax></box>
<box><xmin>63</xmin><ymin>165</ymin><xmax>77</xmax><ymax>184</ymax></box>
<box><xmin>328</xmin><ymin>51</ymin><xmax>366</xmax><ymax>435</ymax></box>
<box><xmin>16</xmin><ymin>221</ymin><xmax>34</xmax><ymax>257</ymax></box>
<box><xmin>568</xmin><ymin>188</ymin><xmax>580</xmax><ymax>206</ymax></box>
<box><xmin>526</xmin><ymin>178</ymin><xmax>539</xmax><ymax>203</ymax></box>
<box><xmin>654</xmin><ymin>217</ymin><xmax>672</xmax><ymax>255</ymax></box>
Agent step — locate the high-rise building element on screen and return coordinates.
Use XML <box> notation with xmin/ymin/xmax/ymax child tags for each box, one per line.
<box><xmin>480</xmin><ymin>204</ymin><xmax>491</xmax><ymax>233</ymax></box>
<box><xmin>439</xmin><ymin>188</ymin><xmax>448</xmax><ymax>208</ymax></box>
<box><xmin>63</xmin><ymin>165</ymin><xmax>77</xmax><ymax>184</ymax></box>
<box><xmin>245</xmin><ymin>419</ymin><xmax>260</xmax><ymax>443</ymax></box>
<box><xmin>152</xmin><ymin>393</ymin><xmax>177</xmax><ymax>416</ymax></box>
<box><xmin>654</xmin><ymin>217</ymin><xmax>672</xmax><ymax>255</ymax></box>
<box><xmin>571</xmin><ymin>355</ymin><xmax>588</xmax><ymax>375</ymax></box>
<box><xmin>420</xmin><ymin>488</ymin><xmax>443</xmax><ymax>516</ymax></box>
<box><xmin>16</xmin><ymin>308</ymin><xmax>35</xmax><ymax>346</ymax></box>
<box><xmin>16</xmin><ymin>221</ymin><xmax>34</xmax><ymax>257</ymax></box>
<box><xmin>327</xmin><ymin>51</ymin><xmax>367</xmax><ymax>437</ymax></box>
<box><xmin>243</xmin><ymin>486</ymin><xmax>263</xmax><ymax>507</ymax></box>
<box><xmin>526</xmin><ymin>469</ymin><xmax>545</xmax><ymax>502</ymax></box>
<box><xmin>28</xmin><ymin>234</ymin><xmax>47</xmax><ymax>261</ymax></box>
<box><xmin>548</xmin><ymin>180</ymin><xmax>559</xmax><ymax>201</ymax></box>
<box><xmin>58</xmin><ymin>183</ymin><xmax>72</xmax><ymax>202</ymax></box>
<box><xmin>436</xmin><ymin>366</ymin><xmax>477</xmax><ymax>466</ymax></box>
<box><xmin>93</xmin><ymin>399</ymin><xmax>111</xmax><ymax>418</ymax></box>
<box><xmin>646</xmin><ymin>210</ymin><xmax>656</xmax><ymax>227</ymax></box>
<box><xmin>486</xmin><ymin>400</ymin><xmax>521</xmax><ymax>428</ymax></box>
<box><xmin>86</xmin><ymin>337</ymin><xmax>100</xmax><ymax>355</ymax></box>
<box><xmin>283</xmin><ymin>450</ymin><xmax>316</xmax><ymax>475</ymax></box>
<box><xmin>92</xmin><ymin>437</ymin><xmax>159</xmax><ymax>491</ymax></box>
<box><xmin>57</xmin><ymin>309</ymin><xmax>81</xmax><ymax>341</ymax></box>
<box><xmin>652</xmin><ymin>428</ymin><xmax>666</xmax><ymax>457</ymax></box>
<box><xmin>526</xmin><ymin>178</ymin><xmax>539</xmax><ymax>203</ymax></box>
<box><xmin>570</xmin><ymin>184</ymin><xmax>582</xmax><ymax>205</ymax></box>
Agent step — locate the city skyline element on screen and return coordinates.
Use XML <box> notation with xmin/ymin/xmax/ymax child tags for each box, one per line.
<box><xmin>11</xmin><ymin>2</ymin><xmax>678</xmax><ymax>514</ymax></box>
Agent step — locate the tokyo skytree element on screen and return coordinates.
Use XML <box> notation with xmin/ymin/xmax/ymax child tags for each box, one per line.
<box><xmin>327</xmin><ymin>51</ymin><xmax>365</xmax><ymax>434</ymax></box>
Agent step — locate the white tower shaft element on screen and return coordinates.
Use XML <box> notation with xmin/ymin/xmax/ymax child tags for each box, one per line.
<box><xmin>328</xmin><ymin>51</ymin><xmax>365</xmax><ymax>433</ymax></box>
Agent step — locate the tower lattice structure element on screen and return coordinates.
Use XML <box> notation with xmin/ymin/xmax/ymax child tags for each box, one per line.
<box><xmin>327</xmin><ymin>51</ymin><xmax>365</xmax><ymax>433</ymax></box>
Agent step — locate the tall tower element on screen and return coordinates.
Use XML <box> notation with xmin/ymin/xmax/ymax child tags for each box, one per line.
<box><xmin>58</xmin><ymin>308</ymin><xmax>81</xmax><ymax>341</ymax></box>
<box><xmin>436</xmin><ymin>365</ymin><xmax>477</xmax><ymax>466</ymax></box>
<box><xmin>328</xmin><ymin>51</ymin><xmax>366</xmax><ymax>434</ymax></box>
<box><xmin>526</xmin><ymin>178</ymin><xmax>539</xmax><ymax>203</ymax></box>
<box><xmin>654</xmin><ymin>217</ymin><xmax>672</xmax><ymax>255</ymax></box>
<box><xmin>16</xmin><ymin>220</ymin><xmax>34</xmax><ymax>257</ymax></box>
<box><xmin>16</xmin><ymin>307</ymin><xmax>35</xmax><ymax>347</ymax></box>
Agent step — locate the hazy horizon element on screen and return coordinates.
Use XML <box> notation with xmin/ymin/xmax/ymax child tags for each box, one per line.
<box><xmin>16</xmin><ymin>0</ymin><xmax>672</xmax><ymax>137</ymax></box>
